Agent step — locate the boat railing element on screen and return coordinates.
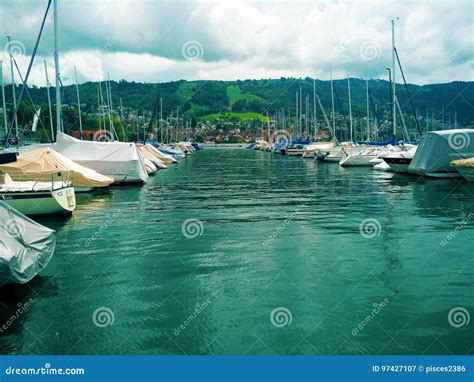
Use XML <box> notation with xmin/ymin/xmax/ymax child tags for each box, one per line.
<box><xmin>31</xmin><ymin>171</ymin><xmax>74</xmax><ymax>191</ymax></box>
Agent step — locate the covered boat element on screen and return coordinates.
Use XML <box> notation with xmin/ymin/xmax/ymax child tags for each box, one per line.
<box><xmin>451</xmin><ymin>157</ymin><xmax>474</xmax><ymax>181</ymax></box>
<box><xmin>0</xmin><ymin>201</ymin><xmax>56</xmax><ymax>284</ymax></box>
<box><xmin>0</xmin><ymin>172</ymin><xmax>75</xmax><ymax>215</ymax></box>
<box><xmin>0</xmin><ymin>147</ymin><xmax>114</xmax><ymax>191</ymax></box>
<box><xmin>145</xmin><ymin>144</ymin><xmax>177</xmax><ymax>165</ymax></box>
<box><xmin>53</xmin><ymin>132</ymin><xmax>148</xmax><ymax>184</ymax></box>
<box><xmin>408</xmin><ymin>129</ymin><xmax>474</xmax><ymax>177</ymax></box>
<box><xmin>137</xmin><ymin>145</ymin><xmax>168</xmax><ymax>169</ymax></box>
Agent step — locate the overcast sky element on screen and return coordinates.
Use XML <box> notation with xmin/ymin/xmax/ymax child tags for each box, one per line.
<box><xmin>0</xmin><ymin>0</ymin><xmax>472</xmax><ymax>86</ymax></box>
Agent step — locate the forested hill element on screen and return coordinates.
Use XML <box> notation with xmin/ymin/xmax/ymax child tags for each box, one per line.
<box><xmin>4</xmin><ymin>78</ymin><xmax>474</xmax><ymax>130</ymax></box>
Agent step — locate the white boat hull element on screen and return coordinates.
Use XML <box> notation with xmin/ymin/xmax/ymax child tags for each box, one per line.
<box><xmin>339</xmin><ymin>154</ymin><xmax>378</xmax><ymax>167</ymax></box>
<box><xmin>1</xmin><ymin>186</ymin><xmax>76</xmax><ymax>215</ymax></box>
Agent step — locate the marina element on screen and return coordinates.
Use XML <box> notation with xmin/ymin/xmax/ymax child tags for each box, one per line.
<box><xmin>1</xmin><ymin>148</ymin><xmax>473</xmax><ymax>354</ymax></box>
<box><xmin>0</xmin><ymin>0</ymin><xmax>472</xmax><ymax>371</ymax></box>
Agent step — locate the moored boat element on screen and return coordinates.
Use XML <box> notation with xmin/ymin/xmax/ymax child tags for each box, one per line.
<box><xmin>0</xmin><ymin>147</ymin><xmax>114</xmax><ymax>192</ymax></box>
<box><xmin>53</xmin><ymin>132</ymin><xmax>148</xmax><ymax>184</ymax></box>
<box><xmin>408</xmin><ymin>129</ymin><xmax>474</xmax><ymax>178</ymax></box>
<box><xmin>0</xmin><ymin>172</ymin><xmax>75</xmax><ymax>215</ymax></box>
<box><xmin>451</xmin><ymin>157</ymin><xmax>474</xmax><ymax>181</ymax></box>
<box><xmin>381</xmin><ymin>149</ymin><xmax>416</xmax><ymax>173</ymax></box>
<box><xmin>0</xmin><ymin>201</ymin><xmax>56</xmax><ymax>285</ymax></box>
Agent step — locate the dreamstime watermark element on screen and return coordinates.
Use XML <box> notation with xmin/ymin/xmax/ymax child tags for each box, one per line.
<box><xmin>359</xmin><ymin>218</ymin><xmax>382</xmax><ymax>239</ymax></box>
<box><xmin>99</xmin><ymin>32</ymin><xmax>120</xmax><ymax>56</ymax></box>
<box><xmin>181</xmin><ymin>218</ymin><xmax>204</xmax><ymax>239</ymax></box>
<box><xmin>352</xmin><ymin>298</ymin><xmax>389</xmax><ymax>336</ymax></box>
<box><xmin>3</xmin><ymin>218</ymin><xmax>25</xmax><ymax>239</ymax></box>
<box><xmin>270</xmin><ymin>307</ymin><xmax>292</xmax><ymax>328</ymax></box>
<box><xmin>181</xmin><ymin>40</ymin><xmax>203</xmax><ymax>61</ymax></box>
<box><xmin>92</xmin><ymin>307</ymin><xmax>115</xmax><ymax>328</ymax></box>
<box><xmin>448</xmin><ymin>131</ymin><xmax>471</xmax><ymax>151</ymax></box>
<box><xmin>438</xmin><ymin>41</ymin><xmax>470</xmax><ymax>71</ymax></box>
<box><xmin>448</xmin><ymin>307</ymin><xmax>470</xmax><ymax>328</ymax></box>
<box><xmin>84</xmin><ymin>212</ymin><xmax>120</xmax><ymax>247</ymax></box>
<box><xmin>0</xmin><ymin>298</ymin><xmax>34</xmax><ymax>334</ymax></box>
<box><xmin>359</xmin><ymin>41</ymin><xmax>381</xmax><ymax>61</ymax></box>
<box><xmin>4</xmin><ymin>363</ymin><xmax>85</xmax><ymax>376</ymax></box>
<box><xmin>92</xmin><ymin>130</ymin><xmax>116</xmax><ymax>149</ymax></box>
<box><xmin>269</xmin><ymin>129</ymin><xmax>292</xmax><ymax>145</ymax></box>
<box><xmin>440</xmin><ymin>212</ymin><xmax>473</xmax><ymax>247</ymax></box>
<box><xmin>2</xmin><ymin>39</ymin><xmax>26</xmax><ymax>61</ymax></box>
<box><xmin>262</xmin><ymin>211</ymin><xmax>297</xmax><ymax>246</ymax></box>
<box><xmin>173</xmin><ymin>298</ymin><xmax>212</xmax><ymax>336</ymax></box>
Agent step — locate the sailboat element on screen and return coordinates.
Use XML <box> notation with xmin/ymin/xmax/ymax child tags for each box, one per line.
<box><xmin>0</xmin><ymin>200</ymin><xmax>56</xmax><ymax>284</ymax></box>
<box><xmin>54</xmin><ymin>132</ymin><xmax>149</xmax><ymax>183</ymax></box>
<box><xmin>0</xmin><ymin>170</ymin><xmax>75</xmax><ymax>215</ymax></box>
<box><xmin>0</xmin><ymin>147</ymin><xmax>114</xmax><ymax>192</ymax></box>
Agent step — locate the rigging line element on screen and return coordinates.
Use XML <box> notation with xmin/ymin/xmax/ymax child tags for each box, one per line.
<box><xmin>12</xmin><ymin>57</ymin><xmax>51</xmax><ymax>143</ymax></box>
<box><xmin>3</xmin><ymin>0</ymin><xmax>52</xmax><ymax>147</ymax></box>
<box><xmin>332</xmin><ymin>83</ymin><xmax>350</xmax><ymax>141</ymax></box>
<box><xmin>394</xmin><ymin>47</ymin><xmax>422</xmax><ymax>138</ymax></box>
<box><xmin>144</xmin><ymin>89</ymin><xmax>160</xmax><ymax>145</ymax></box>
<box><xmin>368</xmin><ymin>90</ymin><xmax>384</xmax><ymax>138</ymax></box>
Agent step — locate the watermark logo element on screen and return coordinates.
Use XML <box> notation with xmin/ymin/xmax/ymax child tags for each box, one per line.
<box><xmin>0</xmin><ymin>298</ymin><xmax>34</xmax><ymax>334</ymax></box>
<box><xmin>173</xmin><ymin>298</ymin><xmax>212</xmax><ymax>336</ymax></box>
<box><xmin>448</xmin><ymin>132</ymin><xmax>470</xmax><ymax>151</ymax></box>
<box><xmin>3</xmin><ymin>39</ymin><xmax>26</xmax><ymax>60</ymax></box>
<box><xmin>92</xmin><ymin>307</ymin><xmax>115</xmax><ymax>328</ymax></box>
<box><xmin>181</xmin><ymin>218</ymin><xmax>204</xmax><ymax>239</ymax></box>
<box><xmin>270</xmin><ymin>307</ymin><xmax>292</xmax><ymax>328</ymax></box>
<box><xmin>359</xmin><ymin>41</ymin><xmax>381</xmax><ymax>61</ymax></box>
<box><xmin>440</xmin><ymin>212</ymin><xmax>473</xmax><ymax>247</ymax></box>
<box><xmin>448</xmin><ymin>307</ymin><xmax>470</xmax><ymax>328</ymax></box>
<box><xmin>84</xmin><ymin>213</ymin><xmax>120</xmax><ymax>247</ymax></box>
<box><xmin>181</xmin><ymin>40</ymin><xmax>204</xmax><ymax>61</ymax></box>
<box><xmin>262</xmin><ymin>211</ymin><xmax>296</xmax><ymax>247</ymax></box>
<box><xmin>269</xmin><ymin>130</ymin><xmax>292</xmax><ymax>145</ymax></box>
<box><xmin>359</xmin><ymin>218</ymin><xmax>382</xmax><ymax>239</ymax></box>
<box><xmin>92</xmin><ymin>130</ymin><xmax>115</xmax><ymax>149</ymax></box>
<box><xmin>352</xmin><ymin>298</ymin><xmax>390</xmax><ymax>336</ymax></box>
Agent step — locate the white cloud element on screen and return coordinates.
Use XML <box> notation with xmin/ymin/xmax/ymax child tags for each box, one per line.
<box><xmin>0</xmin><ymin>0</ymin><xmax>472</xmax><ymax>86</ymax></box>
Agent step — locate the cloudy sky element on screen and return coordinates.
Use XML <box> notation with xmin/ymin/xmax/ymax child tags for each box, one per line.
<box><xmin>0</xmin><ymin>0</ymin><xmax>472</xmax><ymax>86</ymax></box>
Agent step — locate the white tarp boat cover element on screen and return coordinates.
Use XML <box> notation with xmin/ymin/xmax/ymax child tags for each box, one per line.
<box><xmin>408</xmin><ymin>129</ymin><xmax>474</xmax><ymax>175</ymax></box>
<box><xmin>137</xmin><ymin>145</ymin><xmax>167</xmax><ymax>169</ymax></box>
<box><xmin>54</xmin><ymin>132</ymin><xmax>148</xmax><ymax>184</ymax></box>
<box><xmin>0</xmin><ymin>147</ymin><xmax>114</xmax><ymax>188</ymax></box>
<box><xmin>145</xmin><ymin>144</ymin><xmax>177</xmax><ymax>164</ymax></box>
<box><xmin>0</xmin><ymin>201</ymin><xmax>56</xmax><ymax>284</ymax></box>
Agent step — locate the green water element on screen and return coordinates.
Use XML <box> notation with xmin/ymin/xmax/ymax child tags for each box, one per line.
<box><xmin>1</xmin><ymin>149</ymin><xmax>473</xmax><ymax>355</ymax></box>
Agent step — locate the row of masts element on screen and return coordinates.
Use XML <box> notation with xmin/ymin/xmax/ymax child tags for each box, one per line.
<box><xmin>0</xmin><ymin>14</ymin><xmax>462</xmax><ymax>146</ymax></box>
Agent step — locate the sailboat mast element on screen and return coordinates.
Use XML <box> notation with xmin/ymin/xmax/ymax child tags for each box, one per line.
<box><xmin>347</xmin><ymin>78</ymin><xmax>353</xmax><ymax>142</ymax></box>
<box><xmin>160</xmin><ymin>97</ymin><xmax>163</xmax><ymax>143</ymax></box>
<box><xmin>366</xmin><ymin>71</ymin><xmax>370</xmax><ymax>140</ymax></box>
<box><xmin>53</xmin><ymin>0</ymin><xmax>61</xmax><ymax>134</ymax></box>
<box><xmin>0</xmin><ymin>60</ymin><xmax>7</xmax><ymax>134</ymax></box>
<box><xmin>330</xmin><ymin>67</ymin><xmax>335</xmax><ymax>138</ymax></box>
<box><xmin>7</xmin><ymin>36</ymin><xmax>19</xmax><ymax>142</ymax></box>
<box><xmin>74</xmin><ymin>66</ymin><xmax>83</xmax><ymax>137</ymax></box>
<box><xmin>313</xmin><ymin>79</ymin><xmax>317</xmax><ymax>140</ymax></box>
<box><xmin>295</xmin><ymin>91</ymin><xmax>298</xmax><ymax>137</ymax></box>
<box><xmin>98</xmin><ymin>80</ymin><xmax>107</xmax><ymax>136</ymax></box>
<box><xmin>391</xmin><ymin>19</ymin><xmax>397</xmax><ymax>137</ymax></box>
<box><xmin>299</xmin><ymin>85</ymin><xmax>302</xmax><ymax>137</ymax></box>
<box><xmin>44</xmin><ymin>59</ymin><xmax>54</xmax><ymax>140</ymax></box>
